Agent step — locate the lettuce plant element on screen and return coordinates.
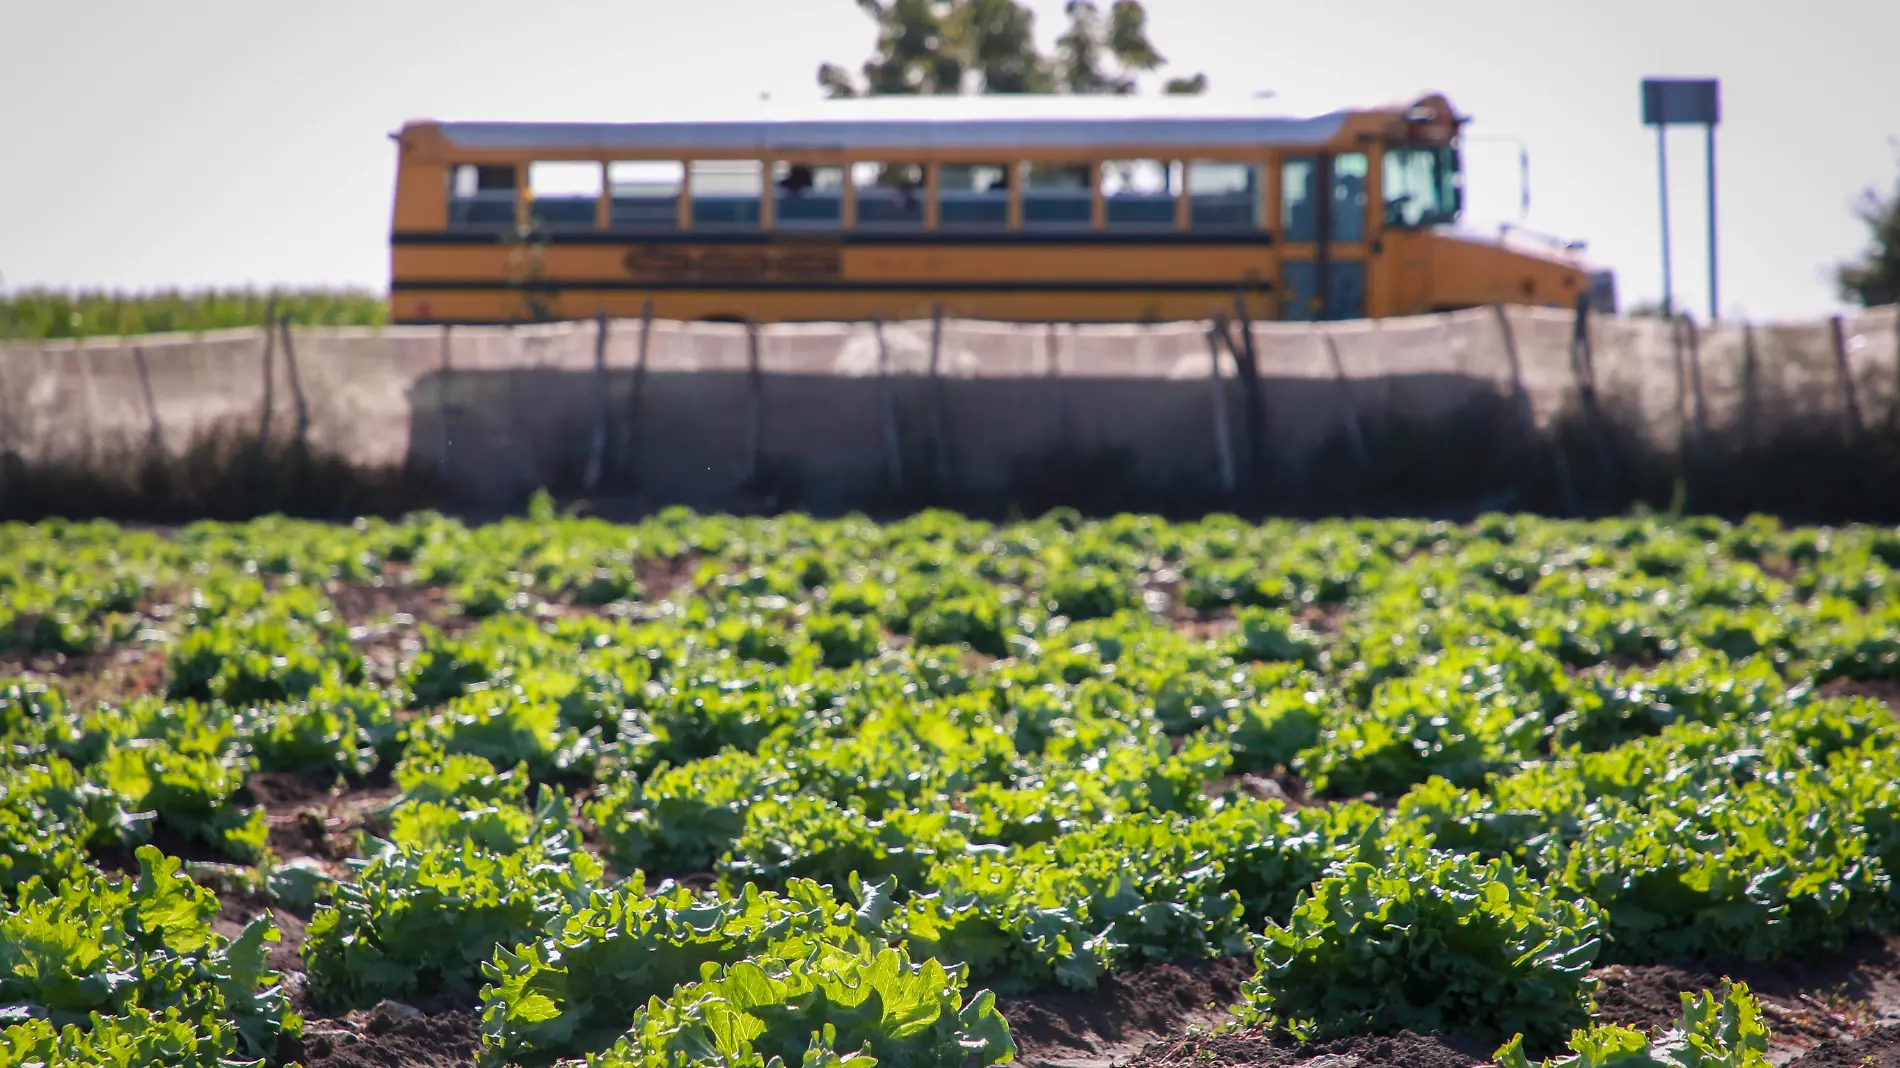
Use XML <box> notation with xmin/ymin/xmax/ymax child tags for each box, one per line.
<box><xmin>580</xmin><ymin>945</ymin><xmax>1014</xmax><ymax>1068</ymax></box>
<box><xmin>303</xmin><ymin>842</ymin><xmax>600</xmax><ymax>1007</ymax></box>
<box><xmin>1494</xmin><ymin>983</ymin><xmax>1771</xmax><ymax>1068</ymax></box>
<box><xmin>1243</xmin><ymin>848</ymin><xmax>1603</xmax><ymax>1046</ymax></box>
<box><xmin>0</xmin><ymin>846</ymin><xmax>294</xmax><ymax>1059</ymax></box>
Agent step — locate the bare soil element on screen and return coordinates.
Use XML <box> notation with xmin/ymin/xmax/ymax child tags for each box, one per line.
<box><xmin>637</xmin><ymin>552</ymin><xmax>702</xmax><ymax>600</ymax></box>
<box><xmin>1818</xmin><ymin>675</ymin><xmax>1900</xmax><ymax>710</ymax></box>
<box><xmin>0</xmin><ymin>635</ymin><xmax>167</xmax><ymax>708</ymax></box>
<box><xmin>328</xmin><ymin>576</ymin><xmax>465</xmax><ymax>690</ymax></box>
<box><xmin>1174</xmin><ymin>616</ymin><xmax>1242</xmax><ymax>642</ymax></box>
<box><xmin>1038</xmin><ymin>936</ymin><xmax>1900</xmax><ymax>1068</ymax></box>
<box><xmin>1587</xmin><ymin>962</ymin><xmax>1870</xmax><ymax>1064</ymax></box>
<box><xmin>282</xmin><ymin>1003</ymin><xmax>483</xmax><ymax>1068</ymax></box>
<box><xmin>997</xmin><ymin>956</ymin><xmax>1254</xmax><ymax>1068</ymax></box>
<box><xmin>1127</xmin><ymin>1029</ymin><xmax>1492</xmax><ymax>1068</ymax></box>
<box><xmin>242</xmin><ymin>769</ymin><xmax>400</xmax><ymax>873</ymax></box>
<box><xmin>326</xmin><ymin>575</ymin><xmax>460</xmax><ymax>633</ymax></box>
<box><xmin>1202</xmin><ymin>771</ymin><xmax>1313</xmax><ymax>807</ymax></box>
<box><xmin>1786</xmin><ymin>1026</ymin><xmax>1900</xmax><ymax>1067</ymax></box>
<box><xmin>1586</xmin><ymin>963</ymin><xmax>1731</xmax><ymax>1030</ymax></box>
<box><xmin>213</xmin><ymin>888</ymin><xmax>309</xmax><ymax>980</ymax></box>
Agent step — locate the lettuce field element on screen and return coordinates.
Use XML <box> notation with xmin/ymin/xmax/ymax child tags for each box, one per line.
<box><xmin>8</xmin><ymin>503</ymin><xmax>1900</xmax><ymax>1068</ymax></box>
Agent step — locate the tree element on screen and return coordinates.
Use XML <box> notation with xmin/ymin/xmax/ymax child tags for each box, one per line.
<box><xmin>1836</xmin><ymin>151</ymin><xmax>1900</xmax><ymax>308</ymax></box>
<box><xmin>817</xmin><ymin>0</ymin><xmax>1206</xmax><ymax>98</ymax></box>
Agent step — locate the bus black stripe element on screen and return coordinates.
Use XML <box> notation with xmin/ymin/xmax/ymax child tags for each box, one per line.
<box><xmin>390</xmin><ymin>279</ymin><xmax>1274</xmax><ymax>293</ymax></box>
<box><xmin>391</xmin><ymin>230</ymin><xmax>1274</xmax><ymax>247</ymax></box>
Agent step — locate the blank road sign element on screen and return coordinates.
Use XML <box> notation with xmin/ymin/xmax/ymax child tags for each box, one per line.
<box><xmin>1642</xmin><ymin>78</ymin><xmax>1720</xmax><ymax>126</ymax></box>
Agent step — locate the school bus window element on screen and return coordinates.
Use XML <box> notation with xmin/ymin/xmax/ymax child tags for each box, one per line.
<box><xmin>853</xmin><ymin>162</ymin><xmax>925</xmax><ymax>229</ymax></box>
<box><xmin>1187</xmin><ymin>161</ymin><xmax>1259</xmax><ymax>230</ymax></box>
<box><xmin>1101</xmin><ymin>160</ymin><xmax>1179</xmax><ymax>229</ymax></box>
<box><xmin>1020</xmin><ymin>162</ymin><xmax>1091</xmax><ymax>229</ymax></box>
<box><xmin>608</xmin><ymin>161</ymin><xmax>683</xmax><ymax>229</ymax></box>
<box><xmin>774</xmin><ymin>162</ymin><xmax>845</xmax><ymax>228</ymax></box>
<box><xmin>448</xmin><ymin>164</ymin><xmax>517</xmax><ymax>229</ymax></box>
<box><xmin>939</xmin><ymin>163</ymin><xmax>1010</xmax><ymax>228</ymax></box>
<box><xmin>1331</xmin><ymin>153</ymin><xmax>1370</xmax><ymax>243</ymax></box>
<box><xmin>526</xmin><ymin>161</ymin><xmax>602</xmax><ymax>230</ymax></box>
<box><xmin>690</xmin><ymin>160</ymin><xmax>764</xmax><ymax>230</ymax></box>
<box><xmin>1282</xmin><ymin>157</ymin><xmax>1318</xmax><ymax>242</ymax></box>
<box><xmin>1383</xmin><ymin>145</ymin><xmax>1461</xmax><ymax>227</ymax></box>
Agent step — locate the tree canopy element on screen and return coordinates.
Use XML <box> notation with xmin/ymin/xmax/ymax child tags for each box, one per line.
<box><xmin>1836</xmin><ymin>152</ymin><xmax>1900</xmax><ymax>308</ymax></box>
<box><xmin>817</xmin><ymin>0</ymin><xmax>1207</xmax><ymax>98</ymax></box>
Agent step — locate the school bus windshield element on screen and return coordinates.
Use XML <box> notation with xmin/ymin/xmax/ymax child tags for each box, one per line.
<box><xmin>1383</xmin><ymin>144</ymin><xmax>1462</xmax><ymax>228</ymax></box>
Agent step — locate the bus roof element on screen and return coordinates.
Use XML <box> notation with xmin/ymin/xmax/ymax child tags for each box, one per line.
<box><xmin>415</xmin><ymin>93</ymin><xmax>1429</xmax><ymax>155</ymax></box>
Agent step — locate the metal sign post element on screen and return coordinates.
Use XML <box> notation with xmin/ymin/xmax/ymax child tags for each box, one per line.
<box><xmin>1642</xmin><ymin>78</ymin><xmax>1721</xmax><ymax>323</ymax></box>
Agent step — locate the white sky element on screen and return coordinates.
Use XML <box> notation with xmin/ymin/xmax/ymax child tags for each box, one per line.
<box><xmin>2</xmin><ymin>0</ymin><xmax>1896</xmax><ymax>323</ymax></box>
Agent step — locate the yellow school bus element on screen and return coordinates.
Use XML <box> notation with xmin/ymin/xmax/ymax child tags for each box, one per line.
<box><xmin>386</xmin><ymin>92</ymin><xmax>1616</xmax><ymax>325</ymax></box>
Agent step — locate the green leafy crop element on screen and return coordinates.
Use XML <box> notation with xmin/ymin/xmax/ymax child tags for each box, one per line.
<box><xmin>579</xmin><ymin>944</ymin><xmax>1014</xmax><ymax>1068</ymax></box>
<box><xmin>303</xmin><ymin>842</ymin><xmax>600</xmax><ymax>1007</ymax></box>
<box><xmin>14</xmin><ymin>506</ymin><xmax>1900</xmax><ymax>1063</ymax></box>
<box><xmin>908</xmin><ymin>595</ymin><xmax>1010</xmax><ymax>657</ymax></box>
<box><xmin>1235</xmin><ymin>606</ymin><xmax>1326</xmax><ymax>668</ymax></box>
<box><xmin>1297</xmin><ymin>672</ymin><xmax>1539</xmax><ymax>797</ymax></box>
<box><xmin>164</xmin><ymin>592</ymin><xmax>361</xmax><ymax>705</ymax></box>
<box><xmin>0</xmin><ymin>756</ymin><xmax>135</xmax><ymax>892</ymax></box>
<box><xmin>1243</xmin><ymin>848</ymin><xmax>1604</xmax><ymax>1046</ymax></box>
<box><xmin>88</xmin><ymin>740</ymin><xmax>267</xmax><ymax>862</ymax></box>
<box><xmin>480</xmin><ymin>875</ymin><xmax>894</xmax><ymax>1063</ymax></box>
<box><xmin>1495</xmin><ymin>983</ymin><xmax>1771</xmax><ymax>1068</ymax></box>
<box><xmin>0</xmin><ymin>846</ymin><xmax>294</xmax><ymax>1060</ymax></box>
<box><xmin>0</xmin><ymin>1005</ymin><xmax>263</xmax><ymax>1068</ymax></box>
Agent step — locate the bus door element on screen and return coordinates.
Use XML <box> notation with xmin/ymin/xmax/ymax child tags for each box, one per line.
<box><xmin>1279</xmin><ymin>152</ymin><xmax>1371</xmax><ymax>321</ymax></box>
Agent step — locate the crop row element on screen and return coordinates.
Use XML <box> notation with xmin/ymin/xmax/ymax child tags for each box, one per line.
<box><xmin>4</xmin><ymin>504</ymin><xmax>1899</xmax><ymax>1066</ymax></box>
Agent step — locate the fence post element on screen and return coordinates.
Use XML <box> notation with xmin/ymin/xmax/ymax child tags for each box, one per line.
<box><xmin>1046</xmin><ymin>323</ymin><xmax>1068</xmax><ymax>459</ymax></box>
<box><xmin>1492</xmin><ymin>302</ymin><xmax>1576</xmax><ymax>511</ymax></box>
<box><xmin>0</xmin><ymin>342</ymin><xmax>13</xmax><ymax>507</ymax></box>
<box><xmin>1739</xmin><ymin>319</ymin><xmax>1761</xmax><ymax>454</ymax></box>
<box><xmin>622</xmin><ymin>300</ymin><xmax>653</xmax><ymax>477</ymax></box>
<box><xmin>1490</xmin><ymin>303</ymin><xmax>1538</xmax><ymax>437</ymax></box>
<box><xmin>582</xmin><ymin>313</ymin><xmax>610</xmax><ymax>492</ymax></box>
<box><xmin>255</xmin><ymin>310</ymin><xmax>277</xmax><ymax>450</ymax></box>
<box><xmin>1319</xmin><ymin>331</ymin><xmax>1368</xmax><ymax>470</ymax></box>
<box><xmin>436</xmin><ymin>325</ymin><xmax>454</xmax><ymax>483</ymax></box>
<box><xmin>278</xmin><ymin>315</ymin><xmax>310</xmax><ymax>452</ymax></box>
<box><xmin>1226</xmin><ymin>294</ymin><xmax>1268</xmax><ymax>507</ymax></box>
<box><xmin>927</xmin><ymin>303</ymin><xmax>950</xmax><ymax>494</ymax></box>
<box><xmin>1666</xmin><ymin>312</ymin><xmax>1694</xmax><ymax>501</ymax></box>
<box><xmin>1892</xmin><ymin>308</ymin><xmax>1900</xmax><ymax>431</ymax></box>
<box><xmin>131</xmin><ymin>346</ymin><xmax>165</xmax><ymax>460</ymax></box>
<box><xmin>278</xmin><ymin>315</ymin><xmax>311</xmax><ymax>504</ymax></box>
<box><xmin>872</xmin><ymin>316</ymin><xmax>903</xmax><ymax>494</ymax></box>
<box><xmin>1204</xmin><ymin>323</ymin><xmax>1238</xmax><ymax>495</ymax></box>
<box><xmin>744</xmin><ymin>319</ymin><xmax>763</xmax><ymax>487</ymax></box>
<box><xmin>1830</xmin><ymin>314</ymin><xmax>1866</xmax><ymax>443</ymax></box>
<box><xmin>1680</xmin><ymin>314</ymin><xmax>1710</xmax><ymax>451</ymax></box>
<box><xmin>1569</xmin><ymin>293</ymin><xmax>1615</xmax><ymax>506</ymax></box>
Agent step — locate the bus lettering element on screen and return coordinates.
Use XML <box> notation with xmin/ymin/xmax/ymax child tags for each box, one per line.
<box><xmin>623</xmin><ymin>247</ymin><xmax>693</xmax><ymax>278</ymax></box>
<box><xmin>621</xmin><ymin>246</ymin><xmax>843</xmax><ymax>281</ymax></box>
